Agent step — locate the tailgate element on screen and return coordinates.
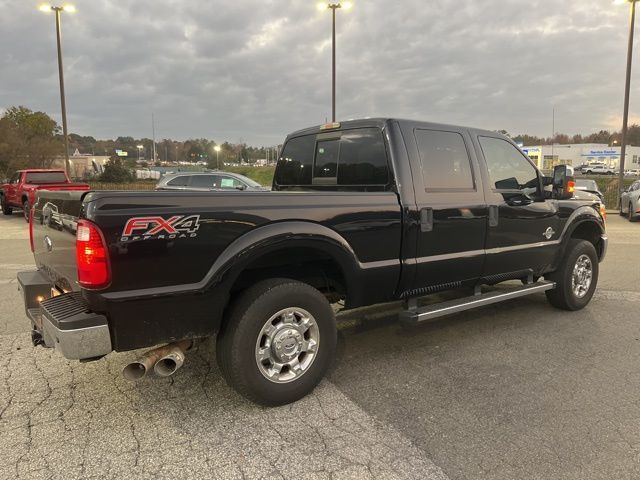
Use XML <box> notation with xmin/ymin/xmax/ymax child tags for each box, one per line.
<box><xmin>35</xmin><ymin>183</ymin><xmax>90</xmax><ymax>192</ymax></box>
<box><xmin>32</xmin><ymin>190</ymin><xmax>87</xmax><ymax>292</ymax></box>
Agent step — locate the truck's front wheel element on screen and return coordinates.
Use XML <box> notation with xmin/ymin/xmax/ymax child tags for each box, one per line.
<box><xmin>545</xmin><ymin>239</ymin><xmax>599</xmax><ymax>311</ymax></box>
<box><xmin>22</xmin><ymin>200</ymin><xmax>30</xmax><ymax>222</ymax></box>
<box><xmin>216</xmin><ymin>278</ymin><xmax>337</xmax><ymax>406</ymax></box>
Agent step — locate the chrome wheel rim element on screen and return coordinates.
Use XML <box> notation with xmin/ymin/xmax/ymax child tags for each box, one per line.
<box><xmin>255</xmin><ymin>307</ymin><xmax>320</xmax><ymax>384</ymax></box>
<box><xmin>572</xmin><ymin>254</ymin><xmax>593</xmax><ymax>299</ymax></box>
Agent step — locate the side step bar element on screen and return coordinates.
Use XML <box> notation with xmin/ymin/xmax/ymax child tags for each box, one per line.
<box><xmin>400</xmin><ymin>280</ymin><xmax>555</xmax><ymax>324</ymax></box>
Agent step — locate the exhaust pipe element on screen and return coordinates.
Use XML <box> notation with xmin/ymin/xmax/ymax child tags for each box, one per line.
<box><xmin>123</xmin><ymin>339</ymin><xmax>193</xmax><ymax>381</ymax></box>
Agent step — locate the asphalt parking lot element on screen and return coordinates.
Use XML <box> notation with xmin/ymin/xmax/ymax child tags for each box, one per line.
<box><xmin>1</xmin><ymin>212</ymin><xmax>639</xmax><ymax>480</ymax></box>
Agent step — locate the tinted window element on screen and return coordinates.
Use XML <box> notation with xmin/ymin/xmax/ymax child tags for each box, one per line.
<box><xmin>415</xmin><ymin>130</ymin><xmax>474</xmax><ymax>190</ymax></box>
<box><xmin>275</xmin><ymin>135</ymin><xmax>315</xmax><ymax>185</ymax></box>
<box><xmin>276</xmin><ymin>128</ymin><xmax>389</xmax><ymax>187</ymax></box>
<box><xmin>314</xmin><ymin>139</ymin><xmax>340</xmax><ymax>181</ymax></box>
<box><xmin>25</xmin><ymin>172</ymin><xmax>66</xmax><ymax>184</ymax></box>
<box><xmin>479</xmin><ymin>137</ymin><xmax>539</xmax><ymax>192</ymax></box>
<box><xmin>338</xmin><ymin>128</ymin><xmax>389</xmax><ymax>185</ymax></box>
<box><xmin>10</xmin><ymin>173</ymin><xmax>21</xmax><ymax>184</ymax></box>
<box><xmin>190</xmin><ymin>175</ymin><xmax>217</xmax><ymax>188</ymax></box>
<box><xmin>167</xmin><ymin>176</ymin><xmax>189</xmax><ymax>187</ymax></box>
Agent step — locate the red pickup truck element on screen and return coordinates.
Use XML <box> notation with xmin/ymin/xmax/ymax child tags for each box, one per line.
<box><xmin>0</xmin><ymin>169</ymin><xmax>90</xmax><ymax>222</ymax></box>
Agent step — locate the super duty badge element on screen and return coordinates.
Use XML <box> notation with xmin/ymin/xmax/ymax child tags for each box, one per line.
<box><xmin>120</xmin><ymin>215</ymin><xmax>201</xmax><ymax>242</ymax></box>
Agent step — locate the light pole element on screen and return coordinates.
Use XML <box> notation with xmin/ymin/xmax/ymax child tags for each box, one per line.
<box><xmin>616</xmin><ymin>0</ymin><xmax>638</xmax><ymax>206</ymax></box>
<box><xmin>137</xmin><ymin>145</ymin><xmax>143</xmax><ymax>162</ymax></box>
<box><xmin>39</xmin><ymin>4</ymin><xmax>75</xmax><ymax>176</ymax></box>
<box><xmin>214</xmin><ymin>145</ymin><xmax>221</xmax><ymax>169</ymax></box>
<box><xmin>318</xmin><ymin>2</ymin><xmax>352</xmax><ymax>122</ymax></box>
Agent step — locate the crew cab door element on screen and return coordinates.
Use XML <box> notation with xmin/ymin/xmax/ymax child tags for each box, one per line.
<box><xmin>5</xmin><ymin>172</ymin><xmax>21</xmax><ymax>204</ymax></box>
<box><xmin>474</xmin><ymin>134</ymin><xmax>561</xmax><ymax>278</ymax></box>
<box><xmin>405</xmin><ymin>126</ymin><xmax>488</xmax><ymax>291</ymax></box>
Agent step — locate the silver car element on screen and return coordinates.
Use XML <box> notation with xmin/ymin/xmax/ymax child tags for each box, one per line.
<box><xmin>620</xmin><ymin>179</ymin><xmax>640</xmax><ymax>221</ymax></box>
<box><xmin>156</xmin><ymin>171</ymin><xmax>268</xmax><ymax>192</ymax></box>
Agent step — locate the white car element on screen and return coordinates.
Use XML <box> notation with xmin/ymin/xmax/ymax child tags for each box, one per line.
<box><xmin>620</xmin><ymin>179</ymin><xmax>640</xmax><ymax>221</ymax></box>
<box><xmin>583</xmin><ymin>163</ymin><xmax>617</xmax><ymax>175</ymax></box>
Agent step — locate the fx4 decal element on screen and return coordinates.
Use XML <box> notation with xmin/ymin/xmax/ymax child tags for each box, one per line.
<box><xmin>120</xmin><ymin>215</ymin><xmax>201</xmax><ymax>242</ymax></box>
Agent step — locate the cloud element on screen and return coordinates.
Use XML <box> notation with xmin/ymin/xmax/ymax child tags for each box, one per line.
<box><xmin>0</xmin><ymin>0</ymin><xmax>636</xmax><ymax>145</ymax></box>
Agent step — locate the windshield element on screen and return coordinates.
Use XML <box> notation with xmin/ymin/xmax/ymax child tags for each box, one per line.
<box><xmin>25</xmin><ymin>172</ymin><xmax>67</xmax><ymax>184</ymax></box>
<box><xmin>576</xmin><ymin>179</ymin><xmax>598</xmax><ymax>191</ymax></box>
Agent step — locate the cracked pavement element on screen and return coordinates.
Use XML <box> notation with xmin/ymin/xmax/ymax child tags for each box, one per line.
<box><xmin>1</xmin><ymin>212</ymin><xmax>639</xmax><ymax>480</ymax></box>
<box><xmin>0</xmin><ymin>213</ymin><xmax>447</xmax><ymax>480</ymax></box>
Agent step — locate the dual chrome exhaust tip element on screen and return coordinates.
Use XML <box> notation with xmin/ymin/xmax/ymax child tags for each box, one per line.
<box><xmin>122</xmin><ymin>339</ymin><xmax>192</xmax><ymax>381</ymax></box>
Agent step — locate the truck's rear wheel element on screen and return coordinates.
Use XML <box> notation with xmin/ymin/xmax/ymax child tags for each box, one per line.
<box><xmin>23</xmin><ymin>200</ymin><xmax>30</xmax><ymax>222</ymax></box>
<box><xmin>216</xmin><ymin>278</ymin><xmax>337</xmax><ymax>406</ymax></box>
<box><xmin>545</xmin><ymin>239</ymin><xmax>598</xmax><ymax>311</ymax></box>
<box><xmin>0</xmin><ymin>196</ymin><xmax>12</xmax><ymax>215</ymax></box>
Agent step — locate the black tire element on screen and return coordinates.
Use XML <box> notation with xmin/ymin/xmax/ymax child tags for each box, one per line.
<box><xmin>23</xmin><ymin>200</ymin><xmax>30</xmax><ymax>222</ymax></box>
<box><xmin>0</xmin><ymin>195</ymin><xmax>12</xmax><ymax>215</ymax></box>
<box><xmin>545</xmin><ymin>239</ymin><xmax>599</xmax><ymax>311</ymax></box>
<box><xmin>629</xmin><ymin>203</ymin><xmax>635</xmax><ymax>222</ymax></box>
<box><xmin>216</xmin><ymin>278</ymin><xmax>337</xmax><ymax>406</ymax></box>
<box><xmin>585</xmin><ymin>170</ymin><xmax>592</xmax><ymax>175</ymax></box>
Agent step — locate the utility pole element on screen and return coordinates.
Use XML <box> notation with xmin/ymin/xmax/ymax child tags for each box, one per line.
<box><xmin>40</xmin><ymin>5</ymin><xmax>76</xmax><ymax>175</ymax></box>
<box><xmin>152</xmin><ymin>113</ymin><xmax>157</xmax><ymax>164</ymax></box>
<box><xmin>619</xmin><ymin>0</ymin><xmax>638</xmax><ymax>207</ymax></box>
<box><xmin>551</xmin><ymin>107</ymin><xmax>555</xmax><ymax>167</ymax></box>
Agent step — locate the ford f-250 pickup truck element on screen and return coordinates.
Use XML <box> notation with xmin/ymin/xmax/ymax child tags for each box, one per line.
<box><xmin>18</xmin><ymin>119</ymin><xmax>608</xmax><ymax>406</ymax></box>
<box><xmin>1</xmin><ymin>169</ymin><xmax>90</xmax><ymax>222</ymax></box>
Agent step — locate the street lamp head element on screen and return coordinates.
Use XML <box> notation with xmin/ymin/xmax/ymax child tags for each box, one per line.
<box><xmin>214</xmin><ymin>145</ymin><xmax>221</xmax><ymax>152</ymax></box>
<box><xmin>614</xmin><ymin>0</ymin><xmax>638</xmax><ymax>4</ymax></box>
<box><xmin>318</xmin><ymin>2</ymin><xmax>353</xmax><ymax>10</ymax></box>
<box><xmin>137</xmin><ymin>145</ymin><xmax>143</xmax><ymax>149</ymax></box>
<box><xmin>39</xmin><ymin>4</ymin><xmax>76</xmax><ymax>13</ymax></box>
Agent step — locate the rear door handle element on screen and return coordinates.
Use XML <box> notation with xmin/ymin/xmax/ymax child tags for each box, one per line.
<box><xmin>420</xmin><ymin>207</ymin><xmax>433</xmax><ymax>232</ymax></box>
<box><xmin>489</xmin><ymin>205</ymin><xmax>499</xmax><ymax>227</ymax></box>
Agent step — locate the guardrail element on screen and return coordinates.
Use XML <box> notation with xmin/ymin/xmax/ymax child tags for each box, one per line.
<box><xmin>88</xmin><ymin>182</ymin><xmax>156</xmax><ymax>191</ymax></box>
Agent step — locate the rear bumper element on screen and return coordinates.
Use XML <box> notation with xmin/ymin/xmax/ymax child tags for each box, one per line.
<box><xmin>18</xmin><ymin>270</ymin><xmax>112</xmax><ymax>360</ymax></box>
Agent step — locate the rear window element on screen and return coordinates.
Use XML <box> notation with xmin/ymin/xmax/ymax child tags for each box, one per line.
<box><xmin>167</xmin><ymin>176</ymin><xmax>190</xmax><ymax>187</ymax></box>
<box><xmin>275</xmin><ymin>127</ymin><xmax>389</xmax><ymax>187</ymax></box>
<box><xmin>25</xmin><ymin>172</ymin><xmax>67</xmax><ymax>184</ymax></box>
<box><xmin>414</xmin><ymin>129</ymin><xmax>474</xmax><ymax>191</ymax></box>
<box><xmin>190</xmin><ymin>175</ymin><xmax>217</xmax><ymax>188</ymax></box>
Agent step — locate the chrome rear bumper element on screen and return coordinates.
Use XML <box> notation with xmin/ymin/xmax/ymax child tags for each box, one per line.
<box><xmin>18</xmin><ymin>270</ymin><xmax>112</xmax><ymax>360</ymax></box>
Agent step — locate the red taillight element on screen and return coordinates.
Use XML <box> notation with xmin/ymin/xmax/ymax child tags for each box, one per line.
<box><xmin>29</xmin><ymin>207</ymin><xmax>35</xmax><ymax>252</ymax></box>
<box><xmin>76</xmin><ymin>220</ymin><xmax>111</xmax><ymax>289</ymax></box>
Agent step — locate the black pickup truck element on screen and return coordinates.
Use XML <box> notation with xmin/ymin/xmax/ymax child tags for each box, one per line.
<box><xmin>19</xmin><ymin>118</ymin><xmax>608</xmax><ymax>405</ymax></box>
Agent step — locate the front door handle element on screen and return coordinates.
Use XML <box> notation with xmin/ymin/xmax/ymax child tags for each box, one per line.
<box><xmin>489</xmin><ymin>205</ymin><xmax>499</xmax><ymax>227</ymax></box>
<box><xmin>420</xmin><ymin>207</ymin><xmax>433</xmax><ymax>232</ymax></box>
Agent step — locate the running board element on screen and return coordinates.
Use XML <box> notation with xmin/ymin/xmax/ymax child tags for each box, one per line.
<box><xmin>400</xmin><ymin>281</ymin><xmax>555</xmax><ymax>324</ymax></box>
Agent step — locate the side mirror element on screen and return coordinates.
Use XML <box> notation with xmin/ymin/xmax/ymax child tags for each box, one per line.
<box><xmin>553</xmin><ymin>165</ymin><xmax>575</xmax><ymax>200</ymax></box>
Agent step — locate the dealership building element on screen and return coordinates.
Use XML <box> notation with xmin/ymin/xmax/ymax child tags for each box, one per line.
<box><xmin>520</xmin><ymin>144</ymin><xmax>640</xmax><ymax>171</ymax></box>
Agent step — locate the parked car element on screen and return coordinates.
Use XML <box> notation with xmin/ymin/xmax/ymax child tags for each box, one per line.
<box><xmin>620</xmin><ymin>179</ymin><xmax>640</xmax><ymax>221</ymax></box>
<box><xmin>582</xmin><ymin>163</ymin><xmax>617</xmax><ymax>175</ymax></box>
<box><xmin>575</xmin><ymin>179</ymin><xmax>604</xmax><ymax>204</ymax></box>
<box><xmin>19</xmin><ymin>118</ymin><xmax>607</xmax><ymax>406</ymax></box>
<box><xmin>0</xmin><ymin>169</ymin><xmax>90</xmax><ymax>222</ymax></box>
<box><xmin>155</xmin><ymin>171</ymin><xmax>268</xmax><ymax>191</ymax></box>
<box><xmin>624</xmin><ymin>168</ymin><xmax>640</xmax><ymax>177</ymax></box>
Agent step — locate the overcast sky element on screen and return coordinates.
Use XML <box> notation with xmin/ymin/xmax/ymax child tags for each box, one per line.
<box><xmin>1</xmin><ymin>0</ymin><xmax>639</xmax><ymax>145</ymax></box>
